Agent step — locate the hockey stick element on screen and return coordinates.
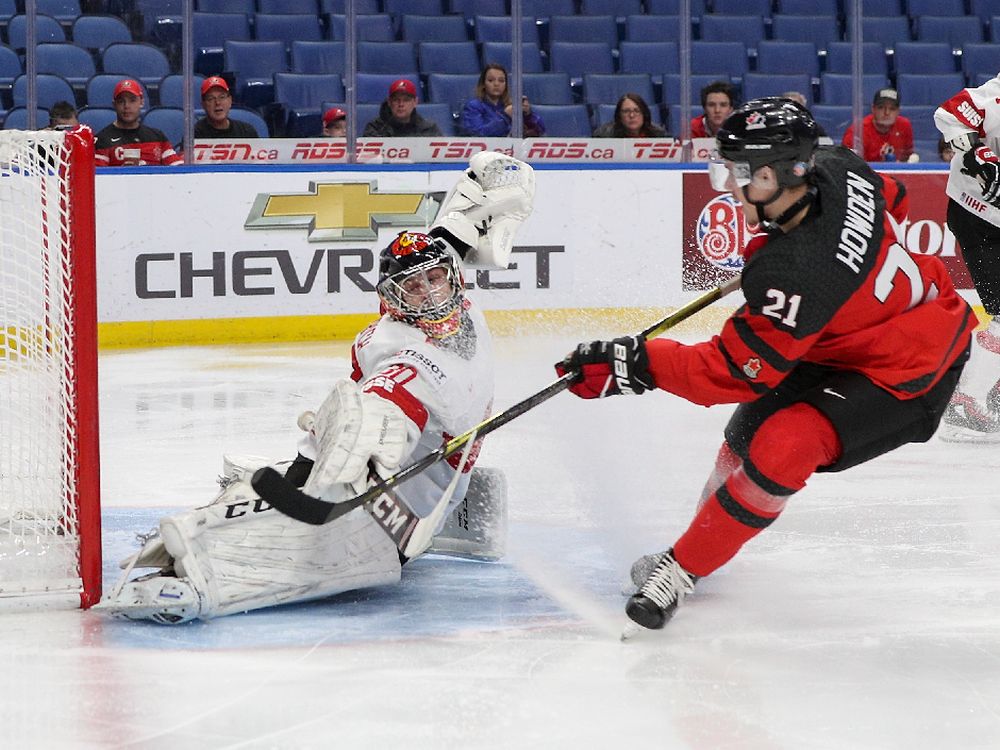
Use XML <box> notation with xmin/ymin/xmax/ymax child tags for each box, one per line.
<box><xmin>251</xmin><ymin>274</ymin><xmax>741</xmax><ymax>528</ymax></box>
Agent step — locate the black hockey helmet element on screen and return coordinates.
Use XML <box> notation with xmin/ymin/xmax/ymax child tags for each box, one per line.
<box><xmin>377</xmin><ymin>231</ymin><xmax>465</xmax><ymax>338</ymax></box>
<box><xmin>715</xmin><ymin>97</ymin><xmax>819</xmax><ymax>189</ymax></box>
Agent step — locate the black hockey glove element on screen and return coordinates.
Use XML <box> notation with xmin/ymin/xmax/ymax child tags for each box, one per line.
<box><xmin>961</xmin><ymin>144</ymin><xmax>1000</xmax><ymax>208</ymax></box>
<box><xmin>556</xmin><ymin>336</ymin><xmax>654</xmax><ymax>399</ymax></box>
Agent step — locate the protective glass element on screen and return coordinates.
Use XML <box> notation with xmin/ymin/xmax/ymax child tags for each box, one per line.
<box><xmin>708</xmin><ymin>159</ymin><xmax>753</xmax><ymax>192</ymax></box>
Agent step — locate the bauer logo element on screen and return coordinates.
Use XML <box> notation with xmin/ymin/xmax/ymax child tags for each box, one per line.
<box><xmin>695</xmin><ymin>194</ymin><xmax>752</xmax><ymax>272</ymax></box>
<box><xmin>245</xmin><ymin>182</ymin><xmax>444</xmax><ymax>242</ymax></box>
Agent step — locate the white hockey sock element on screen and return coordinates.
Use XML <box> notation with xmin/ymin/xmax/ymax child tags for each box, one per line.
<box><xmin>958</xmin><ymin>318</ymin><xmax>1000</xmax><ymax>405</ymax></box>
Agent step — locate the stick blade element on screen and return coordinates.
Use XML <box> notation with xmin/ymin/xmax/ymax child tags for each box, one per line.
<box><xmin>251</xmin><ymin>467</ymin><xmax>334</xmax><ymax>525</ymax></box>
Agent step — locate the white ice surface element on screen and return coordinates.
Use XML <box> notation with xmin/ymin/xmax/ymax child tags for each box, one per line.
<box><xmin>2</xmin><ymin>333</ymin><xmax>999</xmax><ymax>750</ymax></box>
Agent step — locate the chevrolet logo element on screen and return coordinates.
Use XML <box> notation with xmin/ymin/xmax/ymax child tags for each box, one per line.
<box><xmin>245</xmin><ymin>182</ymin><xmax>443</xmax><ymax>242</ymax></box>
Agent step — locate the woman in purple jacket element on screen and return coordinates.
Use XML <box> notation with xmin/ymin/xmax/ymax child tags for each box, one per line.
<box><xmin>460</xmin><ymin>63</ymin><xmax>545</xmax><ymax>137</ymax></box>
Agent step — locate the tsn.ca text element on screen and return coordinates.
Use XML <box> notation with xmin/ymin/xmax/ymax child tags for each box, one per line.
<box><xmin>134</xmin><ymin>246</ymin><xmax>564</xmax><ymax>299</ymax></box>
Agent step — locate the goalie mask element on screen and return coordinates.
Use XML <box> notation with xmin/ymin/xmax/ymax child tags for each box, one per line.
<box><xmin>377</xmin><ymin>231</ymin><xmax>466</xmax><ymax>339</ymax></box>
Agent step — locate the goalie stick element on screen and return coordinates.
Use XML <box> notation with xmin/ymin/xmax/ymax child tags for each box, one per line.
<box><xmin>251</xmin><ymin>274</ymin><xmax>742</xmax><ymax>533</ymax></box>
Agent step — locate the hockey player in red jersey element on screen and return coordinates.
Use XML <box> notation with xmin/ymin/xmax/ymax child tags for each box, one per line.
<box><xmin>557</xmin><ymin>98</ymin><xmax>975</xmax><ymax>632</ymax></box>
<box><xmin>933</xmin><ymin>76</ymin><xmax>1000</xmax><ymax>442</ymax></box>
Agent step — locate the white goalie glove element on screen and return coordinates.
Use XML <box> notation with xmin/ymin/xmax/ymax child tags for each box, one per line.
<box><xmin>431</xmin><ymin>151</ymin><xmax>535</xmax><ymax>270</ymax></box>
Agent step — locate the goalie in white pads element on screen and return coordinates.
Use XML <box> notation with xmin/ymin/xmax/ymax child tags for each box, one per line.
<box><xmin>99</xmin><ymin>153</ymin><xmax>534</xmax><ymax>624</ymax></box>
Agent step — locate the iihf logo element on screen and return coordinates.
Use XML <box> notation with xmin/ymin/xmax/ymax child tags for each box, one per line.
<box><xmin>695</xmin><ymin>194</ymin><xmax>757</xmax><ymax>271</ymax></box>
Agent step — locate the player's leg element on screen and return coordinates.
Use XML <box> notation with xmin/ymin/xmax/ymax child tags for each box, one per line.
<box><xmin>425</xmin><ymin>466</ymin><xmax>508</xmax><ymax>561</ymax></box>
<box><xmin>943</xmin><ymin>200</ymin><xmax>1000</xmax><ymax>441</ymax></box>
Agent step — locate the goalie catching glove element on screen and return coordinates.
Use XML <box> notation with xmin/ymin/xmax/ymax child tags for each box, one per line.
<box><xmin>556</xmin><ymin>336</ymin><xmax>655</xmax><ymax>399</ymax></box>
<box><xmin>430</xmin><ymin>151</ymin><xmax>535</xmax><ymax>270</ymax></box>
<box><xmin>961</xmin><ymin>143</ymin><xmax>1000</xmax><ymax>208</ymax></box>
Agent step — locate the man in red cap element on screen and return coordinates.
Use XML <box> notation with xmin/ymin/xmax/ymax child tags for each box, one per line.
<box><xmin>94</xmin><ymin>78</ymin><xmax>182</xmax><ymax>166</ymax></box>
<box><xmin>195</xmin><ymin>76</ymin><xmax>260</xmax><ymax>139</ymax></box>
<box><xmin>362</xmin><ymin>78</ymin><xmax>442</xmax><ymax>137</ymax></box>
<box><xmin>321</xmin><ymin>107</ymin><xmax>347</xmax><ymax>137</ymax></box>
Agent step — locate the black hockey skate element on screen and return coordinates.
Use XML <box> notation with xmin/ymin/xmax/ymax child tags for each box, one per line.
<box><xmin>625</xmin><ymin>548</ymin><xmax>697</xmax><ymax>630</ymax></box>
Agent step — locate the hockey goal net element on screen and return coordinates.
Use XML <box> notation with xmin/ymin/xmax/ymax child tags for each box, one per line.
<box><xmin>0</xmin><ymin>128</ymin><xmax>101</xmax><ymax>609</ymax></box>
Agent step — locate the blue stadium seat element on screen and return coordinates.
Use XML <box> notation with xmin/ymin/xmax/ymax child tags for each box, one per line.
<box><xmin>2</xmin><ymin>107</ymin><xmax>49</xmax><ymax>130</ymax></box>
<box><xmin>384</xmin><ymin>0</ymin><xmax>443</xmax><ymax>17</ymax></box>
<box><xmin>905</xmin><ymin>104</ymin><xmax>944</xmax><ymax>141</ymax></box>
<box><xmin>810</xmin><ymin>104</ymin><xmax>853</xmax><ymax>140</ymax></box>
<box><xmin>400</xmin><ymin>14</ymin><xmax>469</xmax><ymax>42</ymax></box>
<box><xmin>274</xmin><ymin>72</ymin><xmax>344</xmax><ymax>135</ymax></box>
<box><xmin>913</xmin><ymin>138</ymin><xmax>942</xmax><ymax>162</ymax></box>
<box><xmin>915</xmin><ymin>16</ymin><xmax>984</xmax><ymax>47</ymax></box>
<box><xmin>647</xmin><ymin>0</ymin><xmax>706</xmax><ymax>16</ymax></box>
<box><xmin>662</xmin><ymin>74</ymin><xmax>737</xmax><ymax>106</ymax></box>
<box><xmin>712</xmin><ymin>0</ymin><xmax>771</xmax><ymax>16</ymax></box>
<box><xmin>36</xmin><ymin>0</ymin><xmax>81</xmax><ymax>25</ymax></box>
<box><xmin>824</xmin><ymin>42</ymin><xmax>889</xmax><ymax>76</ymax></box>
<box><xmin>970</xmin><ymin>0</ymin><xmax>999</xmax><ymax>23</ymax></box>
<box><xmin>35</xmin><ymin>43</ymin><xmax>96</xmax><ymax>92</ymax></box>
<box><xmin>756</xmin><ymin>41</ymin><xmax>819</xmax><ymax>77</ymax></box>
<box><xmin>290</xmin><ymin>41</ymin><xmax>345</xmax><ymax>75</ymax></box>
<box><xmin>132</xmin><ymin>0</ymin><xmax>181</xmax><ymax>43</ymax></box>
<box><xmin>414</xmin><ymin>101</ymin><xmax>457</xmax><ymax>135</ymax></box>
<box><xmin>846</xmin><ymin>17</ymin><xmax>912</xmax><ymax>50</ymax></box>
<box><xmin>480</xmin><ymin>42</ymin><xmax>546</xmax><ymax>74</ymax></box>
<box><xmin>357</xmin><ymin>42</ymin><xmax>418</xmax><ymax>75</ymax></box>
<box><xmin>325</xmin><ymin>14</ymin><xmax>395</xmax><ymax>42</ymax></box>
<box><xmin>101</xmin><ymin>43</ymin><xmax>171</xmax><ymax>90</ymax></box>
<box><xmin>71</xmin><ymin>15</ymin><xmax>131</xmax><ymax>52</ymax></box>
<box><xmin>549</xmin><ymin>41</ymin><xmax>614</xmax><ymax>82</ymax></box>
<box><xmin>426</xmin><ymin>72</ymin><xmax>479</xmax><ymax>114</ymax></box>
<box><xmin>962</xmin><ymin>44</ymin><xmax>999</xmax><ymax>85</ymax></box>
<box><xmin>224</xmin><ymin>40</ymin><xmax>288</xmax><ymax>107</ymax></box>
<box><xmin>742</xmin><ymin>73</ymin><xmax>813</xmax><ymax>106</ymax></box>
<box><xmin>449</xmin><ymin>0</ymin><xmax>505</xmax><ymax>18</ymax></box>
<box><xmin>356</xmin><ymin>73</ymin><xmax>422</xmax><ymax>104</ymax></box>
<box><xmin>141</xmin><ymin>106</ymin><xmax>184</xmax><ymax>146</ymax></box>
<box><xmin>192</xmin><ymin>12</ymin><xmax>251</xmax><ymax>76</ymax></box>
<box><xmin>473</xmin><ymin>16</ymin><xmax>540</xmax><ymax>45</ymax></box>
<box><xmin>6</xmin><ymin>14</ymin><xmax>66</xmax><ymax>49</ymax></box>
<box><xmin>230</xmin><ymin>106</ymin><xmax>269</xmax><ymax>137</ymax></box>
<box><xmin>0</xmin><ymin>45</ymin><xmax>22</xmax><ymax>106</ymax></box>
<box><xmin>85</xmin><ymin>74</ymin><xmax>150</xmax><ymax>109</ymax></box>
<box><xmin>254</xmin><ymin>13</ymin><xmax>323</xmax><ymax>50</ymax></box>
<box><xmin>197</xmin><ymin>0</ymin><xmax>254</xmax><ymax>11</ymax></box>
<box><xmin>12</xmin><ymin>73</ymin><xmax>75</xmax><ymax>109</ymax></box>
<box><xmin>579</xmin><ymin>0</ymin><xmax>642</xmax><ymax>19</ymax></box>
<box><xmin>522</xmin><ymin>72</ymin><xmax>574</xmax><ymax>104</ymax></box>
<box><xmin>548</xmin><ymin>14</ymin><xmax>619</xmax><ymax>47</ymax></box>
<box><xmin>77</xmin><ymin>105</ymin><xmax>117</xmax><ymax>133</ymax></box>
<box><xmin>521</xmin><ymin>0</ymin><xmax>575</xmax><ymax>19</ymax></box>
<box><xmin>908</xmin><ymin>0</ymin><xmax>965</xmax><ymax>16</ymax></box>
<box><xmin>530</xmin><ymin>103</ymin><xmax>590</xmax><ymax>136</ymax></box>
<box><xmin>842</xmin><ymin>0</ymin><xmax>902</xmax><ymax>16</ymax></box>
<box><xmin>582</xmin><ymin>73</ymin><xmax>654</xmax><ymax>106</ymax></box>
<box><xmin>893</xmin><ymin>42</ymin><xmax>957</xmax><ymax>76</ymax></box>
<box><xmin>157</xmin><ymin>74</ymin><xmax>205</xmax><ymax>108</ymax></box>
<box><xmin>778</xmin><ymin>0</ymin><xmax>837</xmax><ymax>15</ymax></box>
<box><xmin>769</xmin><ymin>15</ymin><xmax>841</xmax><ymax>52</ymax></box>
<box><xmin>625</xmin><ymin>14</ymin><xmax>682</xmax><ymax>42</ymax></box>
<box><xmin>819</xmin><ymin>73</ymin><xmax>889</xmax><ymax>105</ymax></box>
<box><xmin>970</xmin><ymin>72</ymin><xmax>993</xmax><ymax>87</ymax></box>
<box><xmin>619</xmin><ymin>41</ymin><xmax>678</xmax><ymax>84</ymax></box>
<box><xmin>418</xmin><ymin>42</ymin><xmax>480</xmax><ymax>76</ymax></box>
<box><xmin>690</xmin><ymin>41</ymin><xmax>747</xmax><ymax>80</ymax></box>
<box><xmin>698</xmin><ymin>15</ymin><xmax>766</xmax><ymax>50</ymax></box>
<box><xmin>258</xmin><ymin>0</ymin><xmax>319</xmax><ymax>13</ymax></box>
<box><xmin>896</xmin><ymin>73</ymin><xmax>965</xmax><ymax>105</ymax></box>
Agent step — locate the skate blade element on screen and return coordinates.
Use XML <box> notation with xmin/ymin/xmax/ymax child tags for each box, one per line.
<box><xmin>620</xmin><ymin>620</ymin><xmax>643</xmax><ymax>641</ymax></box>
<box><xmin>938</xmin><ymin>424</ymin><xmax>1000</xmax><ymax>444</ymax></box>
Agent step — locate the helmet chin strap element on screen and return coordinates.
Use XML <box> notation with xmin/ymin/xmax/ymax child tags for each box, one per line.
<box><xmin>749</xmin><ymin>184</ymin><xmax>786</xmax><ymax>232</ymax></box>
<box><xmin>764</xmin><ymin>185</ymin><xmax>818</xmax><ymax>234</ymax></box>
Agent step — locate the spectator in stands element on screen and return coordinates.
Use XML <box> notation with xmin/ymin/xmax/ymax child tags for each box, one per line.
<box><xmin>94</xmin><ymin>79</ymin><xmax>182</xmax><ymax>167</ymax></box>
<box><xmin>363</xmin><ymin>79</ymin><xmax>442</xmax><ymax>137</ymax></box>
<box><xmin>841</xmin><ymin>87</ymin><xmax>915</xmax><ymax>163</ymax></box>
<box><xmin>459</xmin><ymin>63</ymin><xmax>545</xmax><ymax>138</ymax></box>
<box><xmin>47</xmin><ymin>101</ymin><xmax>78</xmax><ymax>130</ymax></box>
<box><xmin>195</xmin><ymin>76</ymin><xmax>260</xmax><ymax>139</ymax></box>
<box><xmin>592</xmin><ymin>93</ymin><xmax>666</xmax><ymax>138</ymax></box>
<box><xmin>322</xmin><ymin>107</ymin><xmax>347</xmax><ymax>137</ymax></box>
<box><xmin>690</xmin><ymin>80</ymin><xmax>736</xmax><ymax>138</ymax></box>
<box><xmin>938</xmin><ymin>137</ymin><xmax>955</xmax><ymax>163</ymax></box>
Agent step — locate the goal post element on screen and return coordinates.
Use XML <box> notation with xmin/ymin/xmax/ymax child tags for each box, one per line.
<box><xmin>0</xmin><ymin>127</ymin><xmax>101</xmax><ymax>609</ymax></box>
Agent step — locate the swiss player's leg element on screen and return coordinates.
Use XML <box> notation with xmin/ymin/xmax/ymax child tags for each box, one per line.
<box><xmin>943</xmin><ymin>200</ymin><xmax>1000</xmax><ymax>439</ymax></box>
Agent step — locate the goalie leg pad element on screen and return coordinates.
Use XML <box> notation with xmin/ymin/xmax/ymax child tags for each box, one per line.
<box><xmin>426</xmin><ymin>466</ymin><xmax>508</xmax><ymax>561</ymax></box>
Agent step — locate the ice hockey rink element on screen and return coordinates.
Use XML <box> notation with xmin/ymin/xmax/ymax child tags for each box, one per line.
<box><xmin>3</xmin><ymin>325</ymin><xmax>999</xmax><ymax>750</ymax></box>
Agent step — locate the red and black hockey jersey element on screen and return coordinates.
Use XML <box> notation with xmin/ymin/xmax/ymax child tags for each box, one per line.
<box><xmin>648</xmin><ymin>146</ymin><xmax>975</xmax><ymax>405</ymax></box>
<box><xmin>94</xmin><ymin>123</ymin><xmax>182</xmax><ymax>166</ymax></box>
